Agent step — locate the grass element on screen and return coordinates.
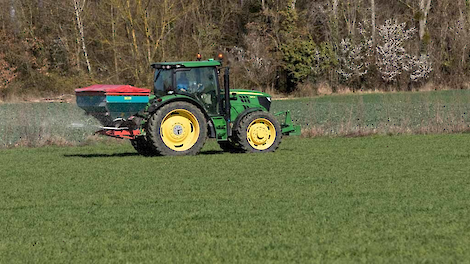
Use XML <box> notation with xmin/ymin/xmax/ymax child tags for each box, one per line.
<box><xmin>272</xmin><ymin>89</ymin><xmax>470</xmax><ymax>136</ymax></box>
<box><xmin>2</xmin><ymin>89</ymin><xmax>470</xmax><ymax>147</ymax></box>
<box><xmin>1</xmin><ymin>136</ymin><xmax>470</xmax><ymax>263</ymax></box>
<box><xmin>0</xmin><ymin>102</ymin><xmax>100</xmax><ymax>147</ymax></box>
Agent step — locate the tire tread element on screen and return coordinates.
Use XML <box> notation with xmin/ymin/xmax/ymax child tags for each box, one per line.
<box><xmin>146</xmin><ymin>102</ymin><xmax>207</xmax><ymax>156</ymax></box>
<box><xmin>233</xmin><ymin>111</ymin><xmax>282</xmax><ymax>153</ymax></box>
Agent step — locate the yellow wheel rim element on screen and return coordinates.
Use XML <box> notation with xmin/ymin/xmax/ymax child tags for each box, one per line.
<box><xmin>160</xmin><ymin>109</ymin><xmax>200</xmax><ymax>151</ymax></box>
<box><xmin>246</xmin><ymin>118</ymin><xmax>276</xmax><ymax>150</ymax></box>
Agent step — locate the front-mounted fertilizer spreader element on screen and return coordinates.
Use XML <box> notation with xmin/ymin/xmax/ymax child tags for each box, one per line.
<box><xmin>75</xmin><ymin>56</ymin><xmax>300</xmax><ymax>156</ymax></box>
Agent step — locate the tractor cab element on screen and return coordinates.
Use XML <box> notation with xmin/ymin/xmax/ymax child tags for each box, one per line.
<box><xmin>152</xmin><ymin>60</ymin><xmax>221</xmax><ymax>115</ymax></box>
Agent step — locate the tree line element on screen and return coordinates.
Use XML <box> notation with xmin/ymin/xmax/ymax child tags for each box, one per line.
<box><xmin>0</xmin><ymin>0</ymin><xmax>468</xmax><ymax>97</ymax></box>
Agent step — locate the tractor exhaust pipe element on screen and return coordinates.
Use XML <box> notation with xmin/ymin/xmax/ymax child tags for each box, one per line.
<box><xmin>224</xmin><ymin>67</ymin><xmax>232</xmax><ymax>137</ymax></box>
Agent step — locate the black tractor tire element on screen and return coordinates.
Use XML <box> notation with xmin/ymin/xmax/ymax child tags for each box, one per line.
<box><xmin>146</xmin><ymin>101</ymin><xmax>207</xmax><ymax>156</ymax></box>
<box><xmin>218</xmin><ymin>139</ymin><xmax>243</xmax><ymax>153</ymax></box>
<box><xmin>130</xmin><ymin>136</ymin><xmax>155</xmax><ymax>156</ymax></box>
<box><xmin>234</xmin><ymin>111</ymin><xmax>282</xmax><ymax>153</ymax></box>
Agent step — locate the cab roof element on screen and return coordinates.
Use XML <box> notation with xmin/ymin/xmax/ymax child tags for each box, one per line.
<box><xmin>151</xmin><ymin>60</ymin><xmax>221</xmax><ymax>69</ymax></box>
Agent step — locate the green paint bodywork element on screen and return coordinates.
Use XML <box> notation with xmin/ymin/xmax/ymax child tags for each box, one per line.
<box><xmin>229</xmin><ymin>89</ymin><xmax>271</xmax><ymax>97</ymax></box>
<box><xmin>138</xmin><ymin>89</ymin><xmax>278</xmax><ymax>141</ymax></box>
<box><xmin>211</xmin><ymin>116</ymin><xmax>228</xmax><ymax>140</ymax></box>
<box><xmin>275</xmin><ymin>111</ymin><xmax>302</xmax><ymax>136</ymax></box>
<box><xmin>151</xmin><ymin>60</ymin><xmax>221</xmax><ymax>68</ymax></box>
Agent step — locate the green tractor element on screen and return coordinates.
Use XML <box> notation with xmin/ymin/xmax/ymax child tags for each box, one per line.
<box><xmin>75</xmin><ymin>56</ymin><xmax>300</xmax><ymax>156</ymax></box>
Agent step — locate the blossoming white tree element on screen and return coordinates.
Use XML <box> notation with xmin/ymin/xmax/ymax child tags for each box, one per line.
<box><xmin>337</xmin><ymin>21</ymin><xmax>373</xmax><ymax>82</ymax></box>
<box><xmin>376</xmin><ymin>19</ymin><xmax>432</xmax><ymax>83</ymax></box>
<box><xmin>337</xmin><ymin>38</ymin><xmax>372</xmax><ymax>81</ymax></box>
<box><xmin>376</xmin><ymin>20</ymin><xmax>415</xmax><ymax>82</ymax></box>
<box><xmin>407</xmin><ymin>54</ymin><xmax>433</xmax><ymax>82</ymax></box>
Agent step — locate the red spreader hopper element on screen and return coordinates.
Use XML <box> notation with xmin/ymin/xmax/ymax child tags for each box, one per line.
<box><xmin>75</xmin><ymin>85</ymin><xmax>151</xmax><ymax>137</ymax></box>
<box><xmin>75</xmin><ymin>84</ymin><xmax>151</xmax><ymax>96</ymax></box>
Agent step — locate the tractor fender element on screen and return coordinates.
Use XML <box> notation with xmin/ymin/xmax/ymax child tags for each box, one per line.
<box><xmin>147</xmin><ymin>95</ymin><xmax>216</xmax><ymax>138</ymax></box>
<box><xmin>233</xmin><ymin>107</ymin><xmax>264</xmax><ymax>131</ymax></box>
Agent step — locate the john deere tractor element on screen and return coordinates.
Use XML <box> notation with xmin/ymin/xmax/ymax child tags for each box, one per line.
<box><xmin>75</xmin><ymin>56</ymin><xmax>300</xmax><ymax>156</ymax></box>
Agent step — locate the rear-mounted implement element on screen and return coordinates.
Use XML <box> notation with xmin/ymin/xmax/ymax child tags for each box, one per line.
<box><xmin>76</xmin><ymin>84</ymin><xmax>150</xmax><ymax>139</ymax></box>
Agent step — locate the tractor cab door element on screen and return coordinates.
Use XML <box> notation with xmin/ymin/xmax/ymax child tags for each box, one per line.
<box><xmin>174</xmin><ymin>67</ymin><xmax>219</xmax><ymax>115</ymax></box>
<box><xmin>154</xmin><ymin>69</ymin><xmax>173</xmax><ymax>97</ymax></box>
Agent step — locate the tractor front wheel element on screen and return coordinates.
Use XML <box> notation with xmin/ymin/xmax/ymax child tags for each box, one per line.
<box><xmin>234</xmin><ymin>111</ymin><xmax>281</xmax><ymax>153</ymax></box>
<box><xmin>146</xmin><ymin>102</ymin><xmax>207</xmax><ymax>156</ymax></box>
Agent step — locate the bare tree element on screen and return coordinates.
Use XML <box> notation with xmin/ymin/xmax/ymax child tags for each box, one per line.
<box><xmin>371</xmin><ymin>0</ymin><xmax>375</xmax><ymax>49</ymax></box>
<box><xmin>419</xmin><ymin>0</ymin><xmax>432</xmax><ymax>41</ymax></box>
<box><xmin>332</xmin><ymin>0</ymin><xmax>338</xmax><ymax>17</ymax></box>
<box><xmin>10</xmin><ymin>0</ymin><xmax>18</xmax><ymax>35</ymax></box>
<box><xmin>111</xmin><ymin>4</ymin><xmax>118</xmax><ymax>80</ymax></box>
<box><xmin>73</xmin><ymin>0</ymin><xmax>92</xmax><ymax>74</ymax></box>
<box><xmin>342</xmin><ymin>0</ymin><xmax>359</xmax><ymax>37</ymax></box>
<box><xmin>456</xmin><ymin>0</ymin><xmax>468</xmax><ymax>69</ymax></box>
<box><xmin>37</xmin><ymin>0</ymin><xmax>44</xmax><ymax>19</ymax></box>
<box><xmin>331</xmin><ymin>0</ymin><xmax>339</xmax><ymax>42</ymax></box>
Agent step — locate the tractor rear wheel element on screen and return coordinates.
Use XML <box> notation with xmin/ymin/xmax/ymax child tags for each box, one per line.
<box><xmin>146</xmin><ymin>102</ymin><xmax>207</xmax><ymax>156</ymax></box>
<box><xmin>130</xmin><ymin>136</ymin><xmax>155</xmax><ymax>156</ymax></box>
<box><xmin>234</xmin><ymin>111</ymin><xmax>281</xmax><ymax>153</ymax></box>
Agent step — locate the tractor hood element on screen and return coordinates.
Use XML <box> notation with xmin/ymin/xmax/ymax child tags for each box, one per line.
<box><xmin>229</xmin><ymin>89</ymin><xmax>272</xmax><ymax>112</ymax></box>
<box><xmin>229</xmin><ymin>89</ymin><xmax>271</xmax><ymax>98</ymax></box>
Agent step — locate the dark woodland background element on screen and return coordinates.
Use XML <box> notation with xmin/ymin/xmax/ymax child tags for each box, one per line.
<box><xmin>0</xmin><ymin>0</ymin><xmax>467</xmax><ymax>98</ymax></box>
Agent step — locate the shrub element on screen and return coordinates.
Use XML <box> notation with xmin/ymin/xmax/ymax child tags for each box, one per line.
<box><xmin>336</xmin><ymin>21</ymin><xmax>373</xmax><ymax>86</ymax></box>
<box><xmin>376</xmin><ymin>20</ymin><xmax>416</xmax><ymax>82</ymax></box>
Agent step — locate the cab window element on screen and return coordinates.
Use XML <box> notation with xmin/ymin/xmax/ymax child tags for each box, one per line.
<box><xmin>175</xmin><ymin>67</ymin><xmax>218</xmax><ymax>115</ymax></box>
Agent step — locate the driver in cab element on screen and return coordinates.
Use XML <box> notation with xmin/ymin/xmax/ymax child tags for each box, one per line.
<box><xmin>177</xmin><ymin>72</ymin><xmax>190</xmax><ymax>92</ymax></box>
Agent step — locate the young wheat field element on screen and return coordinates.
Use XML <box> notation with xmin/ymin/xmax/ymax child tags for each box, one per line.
<box><xmin>1</xmin><ymin>89</ymin><xmax>470</xmax><ymax>148</ymax></box>
<box><xmin>1</xmin><ymin>90</ymin><xmax>470</xmax><ymax>262</ymax></box>
<box><xmin>1</xmin><ymin>136</ymin><xmax>469</xmax><ymax>262</ymax></box>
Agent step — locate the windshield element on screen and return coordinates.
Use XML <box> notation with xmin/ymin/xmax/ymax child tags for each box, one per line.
<box><xmin>176</xmin><ymin>67</ymin><xmax>218</xmax><ymax>114</ymax></box>
<box><xmin>153</xmin><ymin>67</ymin><xmax>219</xmax><ymax>115</ymax></box>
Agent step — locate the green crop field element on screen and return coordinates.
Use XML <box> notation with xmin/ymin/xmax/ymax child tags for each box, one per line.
<box><xmin>1</xmin><ymin>136</ymin><xmax>470</xmax><ymax>263</ymax></box>
<box><xmin>0</xmin><ymin>102</ymin><xmax>100</xmax><ymax>147</ymax></box>
<box><xmin>1</xmin><ymin>90</ymin><xmax>470</xmax><ymax>262</ymax></box>
<box><xmin>272</xmin><ymin>89</ymin><xmax>470</xmax><ymax>136</ymax></box>
<box><xmin>2</xmin><ymin>89</ymin><xmax>470</xmax><ymax>148</ymax></box>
